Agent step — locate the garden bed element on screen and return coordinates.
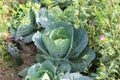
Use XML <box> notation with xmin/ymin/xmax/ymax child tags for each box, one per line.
<box><xmin>0</xmin><ymin>44</ymin><xmax>37</xmax><ymax>80</ymax></box>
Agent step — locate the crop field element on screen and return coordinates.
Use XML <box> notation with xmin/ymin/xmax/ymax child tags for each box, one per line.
<box><xmin>0</xmin><ymin>0</ymin><xmax>120</xmax><ymax>80</ymax></box>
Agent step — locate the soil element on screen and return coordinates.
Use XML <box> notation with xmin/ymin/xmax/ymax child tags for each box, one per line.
<box><xmin>0</xmin><ymin>44</ymin><xmax>37</xmax><ymax>80</ymax></box>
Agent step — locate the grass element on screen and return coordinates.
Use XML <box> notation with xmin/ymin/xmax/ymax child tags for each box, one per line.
<box><xmin>0</xmin><ymin>35</ymin><xmax>14</xmax><ymax>67</ymax></box>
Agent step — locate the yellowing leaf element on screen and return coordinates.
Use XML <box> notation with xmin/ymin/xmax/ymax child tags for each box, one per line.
<box><xmin>42</xmin><ymin>73</ymin><xmax>50</xmax><ymax>80</ymax></box>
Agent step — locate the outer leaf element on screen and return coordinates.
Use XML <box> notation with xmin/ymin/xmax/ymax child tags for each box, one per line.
<box><xmin>38</xmin><ymin>8</ymin><xmax>73</xmax><ymax>33</ymax></box>
<box><xmin>7</xmin><ymin>43</ymin><xmax>24</xmax><ymax>66</ymax></box>
<box><xmin>7</xmin><ymin>43</ymin><xmax>20</xmax><ymax>58</ymax></box>
<box><xmin>16</xmin><ymin>25</ymin><xmax>36</xmax><ymax>37</ymax></box>
<box><xmin>16</xmin><ymin>8</ymin><xmax>36</xmax><ymax>37</ymax></box>
<box><xmin>18</xmin><ymin>67</ymin><xmax>29</xmax><ymax>78</ymax></box>
<box><xmin>32</xmin><ymin>31</ymin><xmax>48</xmax><ymax>55</ymax></box>
<box><xmin>52</xmin><ymin>22</ymin><xmax>74</xmax><ymax>35</ymax></box>
<box><xmin>71</xmin><ymin>28</ymin><xmax>88</xmax><ymax>58</ymax></box>
<box><xmin>70</xmin><ymin>61</ymin><xmax>87</xmax><ymax>72</ymax></box>
<box><xmin>62</xmin><ymin>72</ymin><xmax>93</xmax><ymax>80</ymax></box>
<box><xmin>25</xmin><ymin>72</ymin><xmax>41</xmax><ymax>80</ymax></box>
<box><xmin>40</xmin><ymin>60</ymin><xmax>56</xmax><ymax>79</ymax></box>
<box><xmin>27</xmin><ymin>63</ymin><xmax>41</xmax><ymax>78</ymax></box>
<box><xmin>56</xmin><ymin>60</ymin><xmax>71</xmax><ymax>74</ymax></box>
<box><xmin>70</xmin><ymin>48</ymin><xmax>95</xmax><ymax>72</ymax></box>
<box><xmin>23</xmin><ymin>33</ymin><xmax>35</xmax><ymax>43</ymax></box>
<box><xmin>35</xmin><ymin>54</ymin><xmax>45</xmax><ymax>63</ymax></box>
<box><xmin>80</xmin><ymin>48</ymin><xmax>96</xmax><ymax>65</ymax></box>
<box><xmin>39</xmin><ymin>8</ymin><xmax>56</xmax><ymax>30</ymax></box>
<box><xmin>30</xmin><ymin>9</ymin><xmax>36</xmax><ymax>26</ymax></box>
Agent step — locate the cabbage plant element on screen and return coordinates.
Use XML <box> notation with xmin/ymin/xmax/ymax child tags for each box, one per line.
<box><xmin>19</xmin><ymin>61</ymin><xmax>93</xmax><ymax>80</ymax></box>
<box><xmin>9</xmin><ymin>8</ymin><xmax>37</xmax><ymax>44</ymax></box>
<box><xmin>32</xmin><ymin>8</ymin><xmax>96</xmax><ymax>74</ymax></box>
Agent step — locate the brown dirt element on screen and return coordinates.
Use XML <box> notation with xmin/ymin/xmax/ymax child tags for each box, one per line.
<box><xmin>0</xmin><ymin>44</ymin><xmax>37</xmax><ymax>80</ymax></box>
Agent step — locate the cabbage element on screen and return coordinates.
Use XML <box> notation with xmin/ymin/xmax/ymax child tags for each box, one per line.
<box><xmin>18</xmin><ymin>8</ymin><xmax>95</xmax><ymax>80</ymax></box>
<box><xmin>19</xmin><ymin>61</ymin><xmax>93</xmax><ymax>80</ymax></box>
<box><xmin>32</xmin><ymin>8</ymin><xmax>95</xmax><ymax>74</ymax></box>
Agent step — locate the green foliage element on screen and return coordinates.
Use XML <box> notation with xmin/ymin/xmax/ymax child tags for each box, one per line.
<box><xmin>14</xmin><ymin>1</ymin><xmax>96</xmax><ymax>79</ymax></box>
<box><xmin>2</xmin><ymin>0</ymin><xmax>119</xmax><ymax>80</ymax></box>
<box><xmin>0</xmin><ymin>0</ymin><xmax>12</xmax><ymax>32</ymax></box>
<box><xmin>46</xmin><ymin>0</ymin><xmax>120</xmax><ymax>79</ymax></box>
<box><xmin>32</xmin><ymin>7</ymin><xmax>95</xmax><ymax>76</ymax></box>
<box><xmin>0</xmin><ymin>37</ymin><xmax>14</xmax><ymax>67</ymax></box>
<box><xmin>7</xmin><ymin>43</ymin><xmax>24</xmax><ymax>66</ymax></box>
<box><xmin>9</xmin><ymin>6</ymin><xmax>37</xmax><ymax>43</ymax></box>
<box><xmin>19</xmin><ymin>61</ymin><xmax>93</xmax><ymax>80</ymax></box>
